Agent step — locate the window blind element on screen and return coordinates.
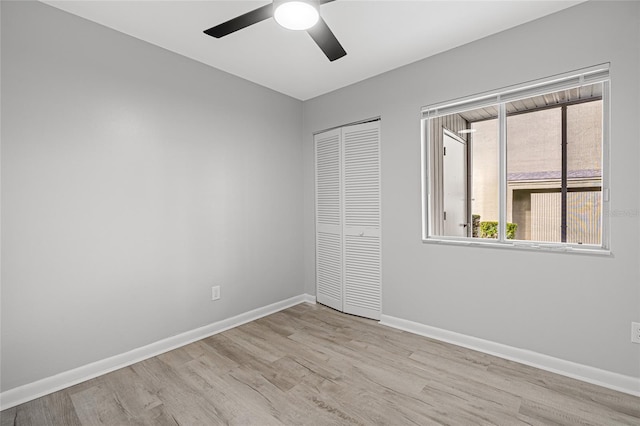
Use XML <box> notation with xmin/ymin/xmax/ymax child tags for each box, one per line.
<box><xmin>422</xmin><ymin>64</ymin><xmax>609</xmax><ymax>119</ymax></box>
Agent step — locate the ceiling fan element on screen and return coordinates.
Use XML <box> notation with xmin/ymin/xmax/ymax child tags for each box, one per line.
<box><xmin>203</xmin><ymin>0</ymin><xmax>346</xmax><ymax>62</ymax></box>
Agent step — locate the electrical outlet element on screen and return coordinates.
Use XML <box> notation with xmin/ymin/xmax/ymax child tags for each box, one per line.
<box><xmin>211</xmin><ymin>286</ymin><xmax>221</xmax><ymax>301</ymax></box>
<box><xmin>632</xmin><ymin>322</ymin><xmax>640</xmax><ymax>344</ymax></box>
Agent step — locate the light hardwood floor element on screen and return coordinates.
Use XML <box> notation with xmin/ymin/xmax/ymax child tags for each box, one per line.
<box><xmin>2</xmin><ymin>303</ymin><xmax>639</xmax><ymax>425</ymax></box>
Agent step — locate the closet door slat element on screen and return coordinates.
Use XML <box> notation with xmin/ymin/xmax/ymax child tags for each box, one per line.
<box><xmin>315</xmin><ymin>129</ymin><xmax>343</xmax><ymax>311</ymax></box>
<box><xmin>342</xmin><ymin>121</ymin><xmax>382</xmax><ymax>320</ymax></box>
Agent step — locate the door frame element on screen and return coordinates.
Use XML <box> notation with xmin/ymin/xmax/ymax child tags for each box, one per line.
<box><xmin>442</xmin><ymin>129</ymin><xmax>469</xmax><ymax>237</ymax></box>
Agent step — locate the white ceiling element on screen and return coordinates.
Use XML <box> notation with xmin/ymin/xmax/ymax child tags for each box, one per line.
<box><xmin>42</xmin><ymin>0</ymin><xmax>584</xmax><ymax>101</ymax></box>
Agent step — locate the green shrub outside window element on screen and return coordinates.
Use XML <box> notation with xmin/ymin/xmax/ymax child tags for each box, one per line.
<box><xmin>478</xmin><ymin>221</ymin><xmax>517</xmax><ymax>240</ymax></box>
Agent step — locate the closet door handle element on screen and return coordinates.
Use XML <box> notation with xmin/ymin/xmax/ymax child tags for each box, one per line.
<box><xmin>358</xmin><ymin>232</ymin><xmax>365</xmax><ymax>237</ymax></box>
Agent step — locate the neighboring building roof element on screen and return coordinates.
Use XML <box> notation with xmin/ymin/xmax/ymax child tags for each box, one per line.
<box><xmin>507</xmin><ymin>169</ymin><xmax>601</xmax><ymax>181</ymax></box>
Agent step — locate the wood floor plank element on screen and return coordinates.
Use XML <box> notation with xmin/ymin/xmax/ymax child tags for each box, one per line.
<box><xmin>216</xmin><ymin>365</ymin><xmax>308</xmax><ymax>425</ymax></box>
<box><xmin>69</xmin><ymin>383</ymin><xmax>138</xmax><ymax>425</ymax></box>
<box><xmin>2</xmin><ymin>303</ymin><xmax>639</xmax><ymax>425</ymax></box>
<box><xmin>287</xmin><ymin>381</ymin><xmax>373</xmax><ymax>425</ymax></box>
<box><xmin>518</xmin><ymin>397</ymin><xmax>638</xmax><ymax>426</ymax></box>
<box><xmin>489</xmin><ymin>359</ymin><xmax>640</xmax><ymax>418</ymax></box>
<box><xmin>181</xmin><ymin>340</ymin><xmax>240</xmax><ymax>373</ymax></box>
<box><xmin>176</xmin><ymin>357</ymin><xmax>283</xmax><ymax>425</ymax></box>
<box><xmin>240</xmin><ymin>320</ymin><xmax>333</xmax><ymax>366</ymax></box>
<box><xmin>3</xmin><ymin>391</ymin><xmax>82</xmax><ymax>426</ymax></box>
<box><xmin>0</xmin><ymin>407</ymin><xmax>17</xmax><ymax>426</ymax></box>
<box><xmin>40</xmin><ymin>390</ymin><xmax>83</xmax><ymax>426</ymax></box>
<box><xmin>129</xmin><ymin>357</ymin><xmax>226</xmax><ymax>425</ymax></box>
<box><xmin>10</xmin><ymin>398</ymin><xmax>54</xmax><ymax>426</ymax></box>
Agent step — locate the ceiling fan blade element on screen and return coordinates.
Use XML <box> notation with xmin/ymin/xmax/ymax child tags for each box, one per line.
<box><xmin>204</xmin><ymin>4</ymin><xmax>273</xmax><ymax>38</ymax></box>
<box><xmin>319</xmin><ymin>0</ymin><xmax>336</xmax><ymax>4</ymax></box>
<box><xmin>307</xmin><ymin>17</ymin><xmax>346</xmax><ymax>61</ymax></box>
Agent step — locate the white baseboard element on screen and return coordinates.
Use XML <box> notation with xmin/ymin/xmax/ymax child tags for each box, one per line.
<box><xmin>379</xmin><ymin>314</ymin><xmax>640</xmax><ymax>397</ymax></box>
<box><xmin>0</xmin><ymin>293</ymin><xmax>316</xmax><ymax>410</ymax></box>
<box><xmin>302</xmin><ymin>293</ymin><xmax>317</xmax><ymax>304</ymax></box>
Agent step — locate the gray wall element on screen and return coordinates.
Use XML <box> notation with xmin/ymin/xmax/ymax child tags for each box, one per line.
<box><xmin>303</xmin><ymin>1</ymin><xmax>640</xmax><ymax>378</ymax></box>
<box><xmin>1</xmin><ymin>1</ymin><xmax>303</xmax><ymax>392</ymax></box>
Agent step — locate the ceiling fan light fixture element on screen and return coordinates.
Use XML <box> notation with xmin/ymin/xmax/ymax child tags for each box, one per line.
<box><xmin>274</xmin><ymin>0</ymin><xmax>319</xmax><ymax>31</ymax></box>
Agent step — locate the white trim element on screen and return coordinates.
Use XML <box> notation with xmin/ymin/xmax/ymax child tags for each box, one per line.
<box><xmin>302</xmin><ymin>293</ymin><xmax>317</xmax><ymax>304</ymax></box>
<box><xmin>498</xmin><ymin>103</ymin><xmax>507</xmax><ymax>242</ymax></box>
<box><xmin>421</xmin><ymin>237</ymin><xmax>611</xmax><ymax>256</ymax></box>
<box><xmin>600</xmin><ymin>80</ymin><xmax>611</xmax><ymax>250</ymax></box>
<box><xmin>0</xmin><ymin>294</ymin><xmax>314</xmax><ymax>410</ymax></box>
<box><xmin>420</xmin><ymin>119</ymin><xmax>430</xmax><ymax>241</ymax></box>
<box><xmin>312</xmin><ymin>116</ymin><xmax>381</xmax><ymax>136</ymax></box>
<box><xmin>379</xmin><ymin>314</ymin><xmax>640</xmax><ymax>397</ymax></box>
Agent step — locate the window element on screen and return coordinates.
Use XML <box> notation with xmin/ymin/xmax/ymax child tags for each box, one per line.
<box><xmin>421</xmin><ymin>65</ymin><xmax>609</xmax><ymax>252</ymax></box>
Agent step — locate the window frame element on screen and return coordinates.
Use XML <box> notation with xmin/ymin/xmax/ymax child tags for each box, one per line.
<box><xmin>420</xmin><ymin>64</ymin><xmax>611</xmax><ymax>254</ymax></box>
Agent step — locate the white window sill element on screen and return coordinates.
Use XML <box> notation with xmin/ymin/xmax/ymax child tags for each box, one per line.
<box><xmin>422</xmin><ymin>237</ymin><xmax>611</xmax><ymax>256</ymax></box>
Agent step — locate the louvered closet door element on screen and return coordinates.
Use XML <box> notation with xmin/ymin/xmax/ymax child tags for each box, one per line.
<box><xmin>342</xmin><ymin>121</ymin><xmax>381</xmax><ymax>320</ymax></box>
<box><xmin>314</xmin><ymin>129</ymin><xmax>343</xmax><ymax>311</ymax></box>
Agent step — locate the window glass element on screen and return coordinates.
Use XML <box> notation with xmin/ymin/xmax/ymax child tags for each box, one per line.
<box><xmin>505</xmin><ymin>85</ymin><xmax>602</xmax><ymax>244</ymax></box>
<box><xmin>506</xmin><ymin>107</ymin><xmax>562</xmax><ymax>242</ymax></box>
<box><xmin>423</xmin><ymin>77</ymin><xmax>606</xmax><ymax>250</ymax></box>
<box><xmin>566</xmin><ymin>99</ymin><xmax>603</xmax><ymax>245</ymax></box>
<box><xmin>427</xmin><ymin>106</ymin><xmax>498</xmax><ymax>238</ymax></box>
<box><xmin>470</xmin><ymin>117</ymin><xmax>499</xmax><ymax>239</ymax></box>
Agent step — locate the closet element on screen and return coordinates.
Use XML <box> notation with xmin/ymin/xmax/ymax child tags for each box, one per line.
<box><xmin>314</xmin><ymin>120</ymin><xmax>381</xmax><ymax>320</ymax></box>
